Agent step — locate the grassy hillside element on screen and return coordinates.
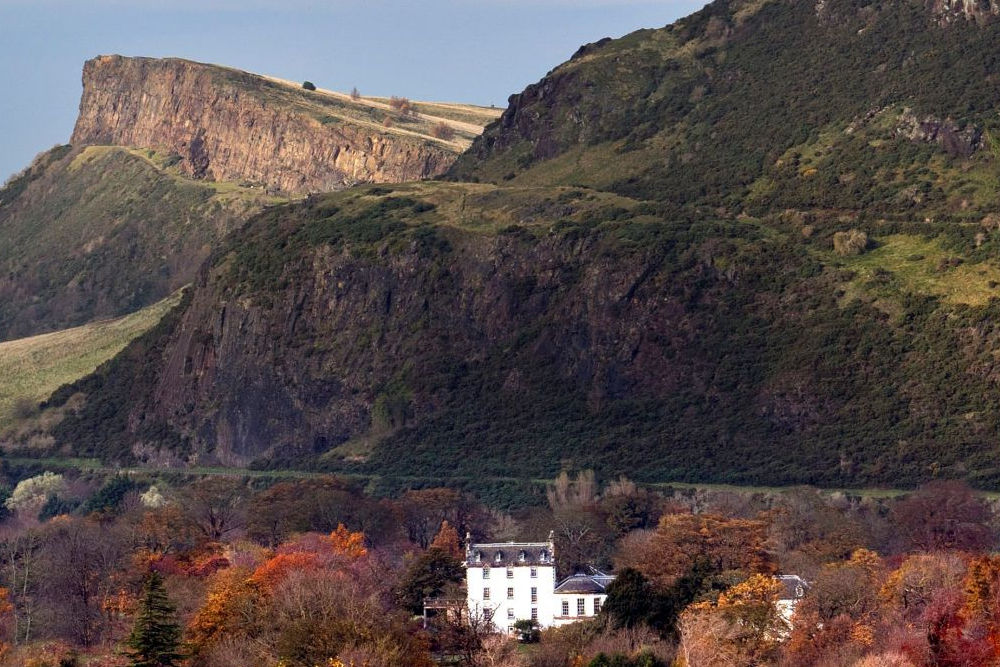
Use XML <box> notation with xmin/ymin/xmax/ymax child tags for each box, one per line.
<box><xmin>27</xmin><ymin>0</ymin><xmax>1000</xmax><ymax>490</ymax></box>
<box><xmin>0</xmin><ymin>292</ymin><xmax>182</xmax><ymax>430</ymax></box>
<box><xmin>25</xmin><ymin>179</ymin><xmax>1000</xmax><ymax>489</ymax></box>
<box><xmin>232</xmin><ymin>70</ymin><xmax>502</xmax><ymax>150</ymax></box>
<box><xmin>0</xmin><ymin>144</ymin><xmax>279</xmax><ymax>340</ymax></box>
<box><xmin>453</xmin><ymin>0</ymin><xmax>1000</xmax><ymax>221</ymax></box>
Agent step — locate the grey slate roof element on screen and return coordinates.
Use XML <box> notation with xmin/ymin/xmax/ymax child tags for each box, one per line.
<box><xmin>554</xmin><ymin>568</ymin><xmax>616</xmax><ymax>594</ymax></box>
<box><xmin>466</xmin><ymin>542</ymin><xmax>554</xmax><ymax>567</ymax></box>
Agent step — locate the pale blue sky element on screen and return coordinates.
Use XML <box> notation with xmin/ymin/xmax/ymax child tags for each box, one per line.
<box><xmin>0</xmin><ymin>0</ymin><xmax>706</xmax><ymax>182</ymax></box>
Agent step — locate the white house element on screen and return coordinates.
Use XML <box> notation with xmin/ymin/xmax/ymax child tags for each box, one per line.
<box><xmin>775</xmin><ymin>574</ymin><xmax>809</xmax><ymax>629</ymax></box>
<box><xmin>552</xmin><ymin>569</ymin><xmax>615</xmax><ymax>627</ymax></box>
<box><xmin>464</xmin><ymin>534</ymin><xmax>615</xmax><ymax>633</ymax></box>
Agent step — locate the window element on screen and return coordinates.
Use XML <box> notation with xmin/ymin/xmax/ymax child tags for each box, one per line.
<box><xmin>483</xmin><ymin>588</ymin><xmax>491</xmax><ymax>600</ymax></box>
<box><xmin>495</xmin><ymin>551</ymin><xmax>503</xmax><ymax>563</ymax></box>
<box><xmin>577</xmin><ymin>598</ymin><xmax>585</xmax><ymax>616</ymax></box>
<box><xmin>594</xmin><ymin>598</ymin><xmax>602</xmax><ymax>615</ymax></box>
<box><xmin>507</xmin><ymin>568</ymin><xmax>513</xmax><ymax>579</ymax></box>
<box><xmin>519</xmin><ymin>550</ymin><xmax>527</xmax><ymax>562</ymax></box>
<box><xmin>483</xmin><ymin>567</ymin><xmax>490</xmax><ymax>579</ymax></box>
<box><xmin>531</xmin><ymin>587</ymin><xmax>537</xmax><ymax>603</ymax></box>
<box><xmin>530</xmin><ymin>567</ymin><xmax>537</xmax><ymax>578</ymax></box>
<box><xmin>561</xmin><ymin>600</ymin><xmax>569</xmax><ymax>616</ymax></box>
<box><xmin>507</xmin><ymin>608</ymin><xmax>515</xmax><ymax>619</ymax></box>
<box><xmin>531</xmin><ymin>607</ymin><xmax>538</xmax><ymax>621</ymax></box>
<box><xmin>507</xmin><ymin>587</ymin><xmax>514</xmax><ymax>600</ymax></box>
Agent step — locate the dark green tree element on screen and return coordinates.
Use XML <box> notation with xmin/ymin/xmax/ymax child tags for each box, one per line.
<box><xmin>125</xmin><ymin>572</ymin><xmax>183</xmax><ymax>667</ymax></box>
<box><xmin>395</xmin><ymin>547</ymin><xmax>465</xmax><ymax>614</ymax></box>
<box><xmin>602</xmin><ymin>568</ymin><xmax>655</xmax><ymax>629</ymax></box>
<box><xmin>602</xmin><ymin>563</ymin><xmax>712</xmax><ymax>638</ymax></box>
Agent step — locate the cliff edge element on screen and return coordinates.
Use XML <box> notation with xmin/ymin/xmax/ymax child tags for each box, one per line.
<box><xmin>71</xmin><ymin>55</ymin><xmax>486</xmax><ymax>194</ymax></box>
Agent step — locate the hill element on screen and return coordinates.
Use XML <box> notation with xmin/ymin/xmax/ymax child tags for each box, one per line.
<box><xmin>25</xmin><ymin>0</ymin><xmax>1000</xmax><ymax>490</ymax></box>
<box><xmin>0</xmin><ymin>144</ymin><xmax>276</xmax><ymax>340</ymax></box>
<box><xmin>0</xmin><ymin>57</ymin><xmax>498</xmax><ymax>341</ymax></box>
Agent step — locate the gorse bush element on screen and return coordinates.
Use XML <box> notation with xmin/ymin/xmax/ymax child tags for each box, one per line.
<box><xmin>833</xmin><ymin>229</ymin><xmax>869</xmax><ymax>256</ymax></box>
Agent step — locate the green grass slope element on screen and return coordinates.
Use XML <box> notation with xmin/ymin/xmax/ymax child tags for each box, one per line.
<box><xmin>0</xmin><ymin>291</ymin><xmax>182</xmax><ymax>430</ymax></box>
<box><xmin>0</xmin><ymin>144</ymin><xmax>280</xmax><ymax>340</ymax></box>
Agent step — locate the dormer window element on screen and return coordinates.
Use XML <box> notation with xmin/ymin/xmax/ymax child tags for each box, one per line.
<box><xmin>796</xmin><ymin>585</ymin><xmax>804</xmax><ymax>598</ymax></box>
<box><xmin>519</xmin><ymin>550</ymin><xmax>527</xmax><ymax>562</ymax></box>
<box><xmin>539</xmin><ymin>550</ymin><xmax>549</xmax><ymax>562</ymax></box>
<box><xmin>475</xmin><ymin>551</ymin><xmax>483</xmax><ymax>563</ymax></box>
<box><xmin>495</xmin><ymin>551</ymin><xmax>504</xmax><ymax>563</ymax></box>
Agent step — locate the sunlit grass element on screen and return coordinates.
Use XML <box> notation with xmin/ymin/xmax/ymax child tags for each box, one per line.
<box><xmin>0</xmin><ymin>292</ymin><xmax>183</xmax><ymax>428</ymax></box>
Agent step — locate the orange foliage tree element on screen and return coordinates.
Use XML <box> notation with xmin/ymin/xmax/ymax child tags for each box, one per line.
<box><xmin>0</xmin><ymin>587</ymin><xmax>11</xmax><ymax>657</ymax></box>
<box><xmin>616</xmin><ymin>513</ymin><xmax>774</xmax><ymax>590</ymax></box>
<box><xmin>186</xmin><ymin>568</ymin><xmax>261</xmax><ymax>655</ymax></box>
<box><xmin>326</xmin><ymin>524</ymin><xmax>368</xmax><ymax>561</ymax></box>
<box><xmin>430</xmin><ymin>520</ymin><xmax>462</xmax><ymax>560</ymax></box>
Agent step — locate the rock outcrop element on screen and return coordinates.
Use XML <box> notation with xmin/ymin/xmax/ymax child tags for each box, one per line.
<box><xmin>71</xmin><ymin>56</ymin><xmax>461</xmax><ymax>194</ymax></box>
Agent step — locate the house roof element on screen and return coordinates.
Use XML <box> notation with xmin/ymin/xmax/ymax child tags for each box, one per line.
<box><xmin>466</xmin><ymin>542</ymin><xmax>553</xmax><ymax>567</ymax></box>
<box><xmin>776</xmin><ymin>575</ymin><xmax>809</xmax><ymax>600</ymax></box>
<box><xmin>555</xmin><ymin>568</ymin><xmax>616</xmax><ymax>595</ymax></box>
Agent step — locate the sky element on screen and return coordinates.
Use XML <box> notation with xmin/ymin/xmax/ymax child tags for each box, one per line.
<box><xmin>0</xmin><ymin>0</ymin><xmax>707</xmax><ymax>183</ymax></box>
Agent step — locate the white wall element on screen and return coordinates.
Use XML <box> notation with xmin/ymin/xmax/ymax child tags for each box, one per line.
<box><xmin>467</xmin><ymin>564</ymin><xmax>557</xmax><ymax>631</ymax></box>
<box><xmin>551</xmin><ymin>593</ymin><xmax>607</xmax><ymax>628</ymax></box>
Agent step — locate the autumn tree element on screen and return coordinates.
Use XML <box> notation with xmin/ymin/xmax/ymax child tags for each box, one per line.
<box><xmin>881</xmin><ymin>552</ymin><xmax>966</xmax><ymax>622</ymax></box>
<box><xmin>0</xmin><ymin>523</ymin><xmax>41</xmax><ymax>644</ymax></box>
<box><xmin>548</xmin><ymin>471</ymin><xmax>614</xmax><ymax>573</ymax></box>
<box><xmin>246</xmin><ymin>477</ymin><xmax>392</xmax><ymax>547</ymax></box>
<box><xmin>430</xmin><ymin>520</ymin><xmax>463</xmax><ymax>560</ymax></box>
<box><xmin>125</xmin><ymin>571</ymin><xmax>182</xmax><ymax>667</ymax></box>
<box><xmin>186</xmin><ymin>567</ymin><xmax>261</xmax><ymax>656</ymax></box>
<box><xmin>38</xmin><ymin>516</ymin><xmax>127</xmax><ymax>646</ymax></box>
<box><xmin>616</xmin><ymin>513</ymin><xmax>773</xmax><ymax>592</ymax></box>
<box><xmin>0</xmin><ymin>586</ymin><xmax>11</xmax><ymax>656</ymax></box>
<box><xmin>891</xmin><ymin>481</ymin><xmax>994</xmax><ymax>553</ymax></box>
<box><xmin>399</xmin><ymin>488</ymin><xmax>485</xmax><ymax>548</ymax></box>
<box><xmin>180</xmin><ymin>478</ymin><xmax>247</xmax><ymax>544</ymax></box>
<box><xmin>677</xmin><ymin>575</ymin><xmax>785</xmax><ymax>667</ymax></box>
<box><xmin>600</xmin><ymin>477</ymin><xmax>662</xmax><ymax>537</ymax></box>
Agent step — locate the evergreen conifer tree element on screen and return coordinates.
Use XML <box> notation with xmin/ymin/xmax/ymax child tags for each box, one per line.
<box><xmin>125</xmin><ymin>571</ymin><xmax>183</xmax><ymax>667</ymax></box>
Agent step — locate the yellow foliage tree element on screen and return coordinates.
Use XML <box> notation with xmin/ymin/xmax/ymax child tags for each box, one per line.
<box><xmin>186</xmin><ymin>568</ymin><xmax>260</xmax><ymax>654</ymax></box>
<box><xmin>326</xmin><ymin>524</ymin><xmax>368</xmax><ymax>561</ymax></box>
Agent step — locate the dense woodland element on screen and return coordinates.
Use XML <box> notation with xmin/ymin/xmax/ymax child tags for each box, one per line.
<box><xmin>2</xmin><ymin>467</ymin><xmax>1000</xmax><ymax>666</ymax></box>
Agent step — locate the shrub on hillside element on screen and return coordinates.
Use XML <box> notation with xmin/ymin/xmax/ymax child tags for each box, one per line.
<box><xmin>833</xmin><ymin>229</ymin><xmax>869</xmax><ymax>256</ymax></box>
<box><xmin>389</xmin><ymin>96</ymin><xmax>415</xmax><ymax>117</ymax></box>
<box><xmin>302</xmin><ymin>81</ymin><xmax>316</xmax><ymax>91</ymax></box>
<box><xmin>431</xmin><ymin>122</ymin><xmax>456</xmax><ymax>141</ymax></box>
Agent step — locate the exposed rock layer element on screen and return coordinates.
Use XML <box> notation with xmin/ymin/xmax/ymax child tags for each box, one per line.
<box><xmin>71</xmin><ymin>56</ymin><xmax>458</xmax><ymax>194</ymax></box>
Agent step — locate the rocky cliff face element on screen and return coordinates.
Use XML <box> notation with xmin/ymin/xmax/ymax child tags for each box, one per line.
<box><xmin>49</xmin><ymin>184</ymin><xmax>1000</xmax><ymax>489</ymax></box>
<box><xmin>71</xmin><ymin>56</ymin><xmax>460</xmax><ymax>194</ymax></box>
